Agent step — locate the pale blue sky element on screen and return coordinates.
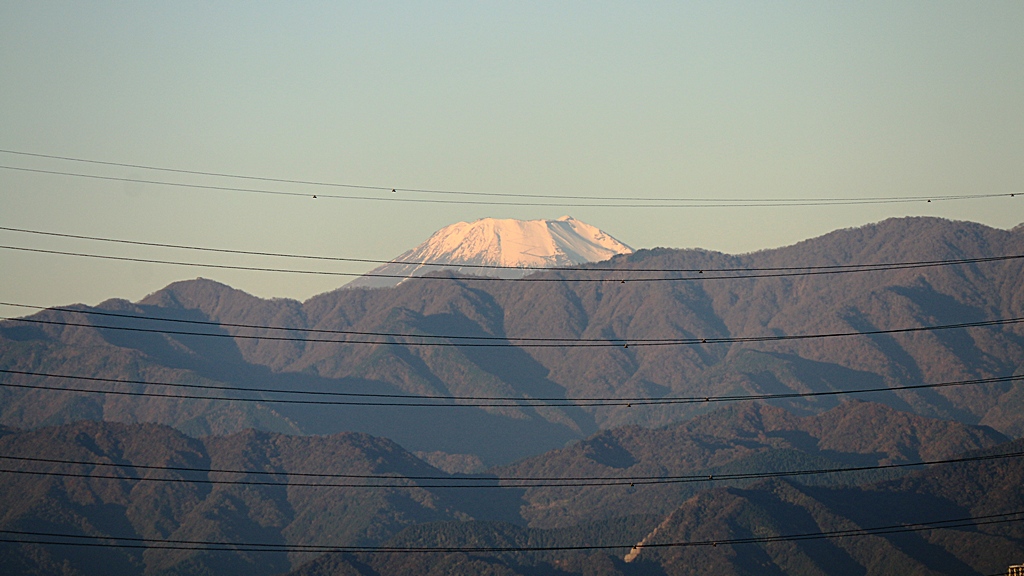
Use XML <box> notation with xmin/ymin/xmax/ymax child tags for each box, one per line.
<box><xmin>1</xmin><ymin>1</ymin><xmax>1022</xmax><ymax>308</ymax></box>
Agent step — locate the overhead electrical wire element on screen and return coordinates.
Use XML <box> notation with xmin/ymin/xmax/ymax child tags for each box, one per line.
<box><xmin>1</xmin><ymin>149</ymin><xmax>1018</xmax><ymax>206</ymax></box>
<box><xmin>0</xmin><ymin>511</ymin><xmax>1021</xmax><ymax>553</ymax></box>
<box><xmin>0</xmin><ymin>244</ymin><xmax>387</xmax><ymax>279</ymax></box>
<box><xmin>3</xmin><ymin>225</ymin><xmax>1023</xmax><ymax>275</ymax></box>
<box><xmin>1</xmin><ymin>369</ymin><xmax>1021</xmax><ymax>409</ymax></box>
<box><xmin>9</xmin><ymin>302</ymin><xmax>1024</xmax><ymax>345</ymax></box>
<box><xmin>2</xmin><ymin>304</ymin><xmax>1021</xmax><ymax>347</ymax></box>
<box><xmin>6</xmin><ymin>243</ymin><xmax>1024</xmax><ymax>283</ymax></box>
<box><xmin>0</xmin><ymin>450</ymin><xmax>1020</xmax><ymax>489</ymax></box>
<box><xmin>14</xmin><ymin>164</ymin><xmax>999</xmax><ymax>208</ymax></box>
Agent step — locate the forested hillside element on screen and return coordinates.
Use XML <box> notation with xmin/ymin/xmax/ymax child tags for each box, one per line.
<box><xmin>2</xmin><ymin>217</ymin><xmax>1022</xmax><ymax>465</ymax></box>
<box><xmin>0</xmin><ymin>402</ymin><xmax>1018</xmax><ymax>575</ymax></box>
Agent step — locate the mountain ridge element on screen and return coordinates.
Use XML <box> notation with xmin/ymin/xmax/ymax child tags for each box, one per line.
<box><xmin>1</xmin><ymin>216</ymin><xmax>1023</xmax><ymax>464</ymax></box>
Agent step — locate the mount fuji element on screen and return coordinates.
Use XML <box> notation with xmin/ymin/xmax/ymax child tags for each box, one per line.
<box><xmin>346</xmin><ymin>216</ymin><xmax>633</xmax><ymax>288</ymax></box>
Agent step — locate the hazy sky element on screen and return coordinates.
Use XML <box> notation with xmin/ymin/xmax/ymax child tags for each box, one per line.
<box><xmin>2</xmin><ymin>1</ymin><xmax>1022</xmax><ymax>309</ymax></box>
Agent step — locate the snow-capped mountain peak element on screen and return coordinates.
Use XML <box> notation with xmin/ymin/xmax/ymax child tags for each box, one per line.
<box><xmin>347</xmin><ymin>216</ymin><xmax>632</xmax><ymax>288</ymax></box>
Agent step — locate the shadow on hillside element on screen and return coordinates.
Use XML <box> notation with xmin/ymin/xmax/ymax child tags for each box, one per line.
<box><xmin>416</xmin><ymin>311</ymin><xmax>598</xmax><ymax>436</ymax></box>
<box><xmin>842</xmin><ymin>310</ymin><xmax>978</xmax><ymax>423</ymax></box>
<box><xmin>729</xmin><ymin>350</ymin><xmax>918</xmax><ymax>416</ymax></box>
<box><xmin>810</xmin><ymin>485</ymin><xmax>984</xmax><ymax>575</ymax></box>
<box><xmin>90</xmin><ymin>305</ymin><xmax>586</xmax><ymax>466</ymax></box>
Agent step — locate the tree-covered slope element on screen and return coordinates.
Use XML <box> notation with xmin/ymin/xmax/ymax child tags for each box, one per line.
<box><xmin>2</xmin><ymin>217</ymin><xmax>1023</xmax><ymax>465</ymax></box>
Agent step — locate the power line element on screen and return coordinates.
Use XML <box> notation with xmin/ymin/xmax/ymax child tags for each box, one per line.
<box><xmin>0</xmin><ymin>225</ymin><xmax>538</xmax><ymax>271</ymax></box>
<box><xmin>12</xmin><ymin>301</ymin><xmax>1024</xmax><ymax>344</ymax></box>
<box><xmin>4</xmin><ymin>225</ymin><xmax>1023</xmax><ymax>275</ymax></box>
<box><xmin>0</xmin><ymin>450</ymin><xmax>1019</xmax><ymax>488</ymax></box>
<box><xmin>7</xmin><ymin>164</ymin><xmax>966</xmax><ymax>208</ymax></box>
<box><xmin>0</xmin><ymin>244</ymin><xmax>372</xmax><ymax>279</ymax></box>
<box><xmin>0</xmin><ymin>511</ymin><xmax>1021</xmax><ymax>553</ymax></box>
<box><xmin>3</xmin><ymin>307</ymin><xmax>1022</xmax><ymax>347</ymax></box>
<box><xmin>0</xmin><ymin>378</ymin><xmax>590</xmax><ymax>407</ymax></box>
<box><xmin>6</xmin><ymin>243</ymin><xmax>1023</xmax><ymax>283</ymax></box>
<box><xmin>1</xmin><ymin>368</ymin><xmax>1020</xmax><ymax>408</ymax></box>
<box><xmin>3</xmin><ymin>164</ymin><xmax>1016</xmax><ymax>208</ymax></box>
<box><xmin>2</xmin><ymin>149</ymin><xmax>1018</xmax><ymax>205</ymax></box>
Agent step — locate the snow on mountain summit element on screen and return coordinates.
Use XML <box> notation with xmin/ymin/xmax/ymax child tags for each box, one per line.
<box><xmin>346</xmin><ymin>216</ymin><xmax>632</xmax><ymax>288</ymax></box>
<box><xmin>417</xmin><ymin>216</ymin><xmax>630</xmax><ymax>268</ymax></box>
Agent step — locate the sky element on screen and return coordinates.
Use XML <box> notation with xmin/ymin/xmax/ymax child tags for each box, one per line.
<box><xmin>1</xmin><ymin>1</ymin><xmax>1022</xmax><ymax>310</ymax></box>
